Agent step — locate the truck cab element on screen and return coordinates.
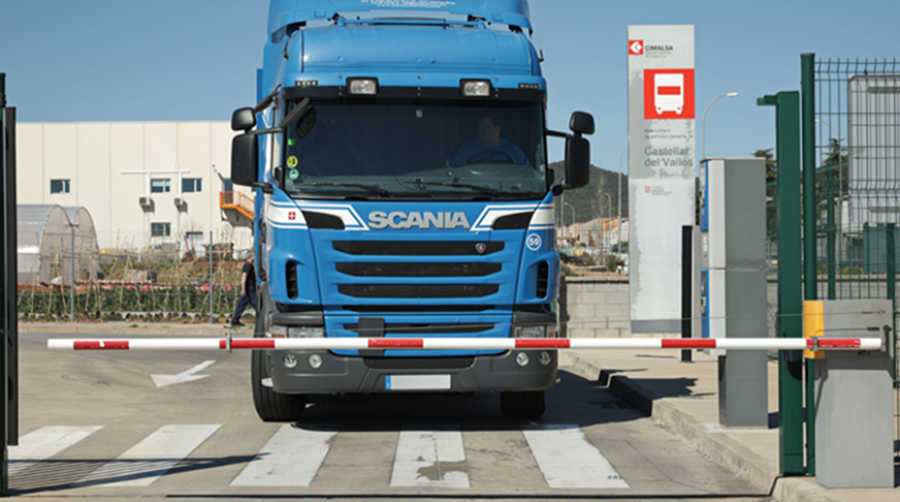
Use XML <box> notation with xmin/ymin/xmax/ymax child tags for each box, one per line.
<box><xmin>231</xmin><ymin>0</ymin><xmax>593</xmax><ymax>421</ymax></box>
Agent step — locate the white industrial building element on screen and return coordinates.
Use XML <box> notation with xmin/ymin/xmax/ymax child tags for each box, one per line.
<box><xmin>15</xmin><ymin>121</ymin><xmax>254</xmax><ymax>252</ymax></box>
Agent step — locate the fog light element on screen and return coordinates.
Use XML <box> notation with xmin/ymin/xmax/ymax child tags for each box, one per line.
<box><xmin>515</xmin><ymin>352</ymin><xmax>529</xmax><ymax>366</ymax></box>
<box><xmin>540</xmin><ymin>351</ymin><xmax>552</xmax><ymax>366</ymax></box>
<box><xmin>514</xmin><ymin>326</ymin><xmax>546</xmax><ymax>338</ymax></box>
<box><xmin>283</xmin><ymin>353</ymin><xmax>298</xmax><ymax>369</ymax></box>
<box><xmin>288</xmin><ymin>327</ymin><xmax>324</xmax><ymax>338</ymax></box>
<box><xmin>308</xmin><ymin>353</ymin><xmax>323</xmax><ymax>369</ymax></box>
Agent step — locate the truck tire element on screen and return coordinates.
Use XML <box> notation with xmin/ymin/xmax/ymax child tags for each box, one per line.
<box><xmin>500</xmin><ymin>390</ymin><xmax>545</xmax><ymax>420</ymax></box>
<box><xmin>251</xmin><ymin>284</ymin><xmax>308</xmax><ymax>422</ymax></box>
<box><xmin>251</xmin><ymin>349</ymin><xmax>308</xmax><ymax>422</ymax></box>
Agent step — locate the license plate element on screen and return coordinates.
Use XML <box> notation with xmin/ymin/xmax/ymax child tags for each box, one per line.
<box><xmin>385</xmin><ymin>375</ymin><xmax>451</xmax><ymax>391</ymax></box>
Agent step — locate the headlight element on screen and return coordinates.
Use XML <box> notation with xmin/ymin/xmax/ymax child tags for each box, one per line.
<box><xmin>461</xmin><ymin>80</ymin><xmax>491</xmax><ymax>97</ymax></box>
<box><xmin>514</xmin><ymin>326</ymin><xmax>546</xmax><ymax>338</ymax></box>
<box><xmin>288</xmin><ymin>327</ymin><xmax>324</xmax><ymax>338</ymax></box>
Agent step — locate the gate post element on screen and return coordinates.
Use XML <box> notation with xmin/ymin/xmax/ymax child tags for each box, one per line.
<box><xmin>0</xmin><ymin>72</ymin><xmax>9</xmax><ymax>495</ymax></box>
<box><xmin>758</xmin><ymin>91</ymin><xmax>805</xmax><ymax>476</ymax></box>
<box><xmin>800</xmin><ymin>52</ymin><xmax>817</xmax><ymax>475</ymax></box>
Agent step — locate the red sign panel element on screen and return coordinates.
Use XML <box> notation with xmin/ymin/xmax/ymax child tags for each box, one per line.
<box><xmin>643</xmin><ymin>69</ymin><xmax>695</xmax><ymax>120</ymax></box>
<box><xmin>628</xmin><ymin>40</ymin><xmax>643</xmax><ymax>55</ymax></box>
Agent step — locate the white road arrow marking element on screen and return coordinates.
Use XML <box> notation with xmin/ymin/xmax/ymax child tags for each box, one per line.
<box><xmin>151</xmin><ymin>360</ymin><xmax>216</xmax><ymax>388</ymax></box>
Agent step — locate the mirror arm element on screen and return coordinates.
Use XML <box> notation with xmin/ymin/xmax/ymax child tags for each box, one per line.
<box><xmin>546</xmin><ymin>129</ymin><xmax>570</xmax><ymax>139</ymax></box>
<box><xmin>551</xmin><ymin>184</ymin><xmax>569</xmax><ymax>196</ymax></box>
<box><xmin>252</xmin><ymin>127</ymin><xmax>282</xmax><ymax>135</ymax></box>
<box><xmin>279</xmin><ymin>97</ymin><xmax>310</xmax><ymax>129</ymax></box>
<box><xmin>252</xmin><ymin>182</ymin><xmax>274</xmax><ymax>194</ymax></box>
<box><xmin>253</xmin><ymin>84</ymin><xmax>282</xmax><ymax>114</ymax></box>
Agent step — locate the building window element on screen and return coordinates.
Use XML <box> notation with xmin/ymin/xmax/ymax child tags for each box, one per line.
<box><xmin>223</xmin><ymin>178</ymin><xmax>233</xmax><ymax>191</ymax></box>
<box><xmin>182</xmin><ymin>178</ymin><xmax>202</xmax><ymax>193</ymax></box>
<box><xmin>50</xmin><ymin>179</ymin><xmax>70</xmax><ymax>194</ymax></box>
<box><xmin>151</xmin><ymin>178</ymin><xmax>171</xmax><ymax>193</ymax></box>
<box><xmin>151</xmin><ymin>222</ymin><xmax>171</xmax><ymax>237</ymax></box>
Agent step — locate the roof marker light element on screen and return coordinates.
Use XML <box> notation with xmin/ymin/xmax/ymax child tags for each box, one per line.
<box><xmin>348</xmin><ymin>78</ymin><xmax>378</xmax><ymax>95</ymax></box>
<box><xmin>462</xmin><ymin>80</ymin><xmax>491</xmax><ymax>97</ymax></box>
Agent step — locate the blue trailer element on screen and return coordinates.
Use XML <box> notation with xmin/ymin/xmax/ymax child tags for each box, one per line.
<box><xmin>230</xmin><ymin>0</ymin><xmax>593</xmax><ymax>421</ymax></box>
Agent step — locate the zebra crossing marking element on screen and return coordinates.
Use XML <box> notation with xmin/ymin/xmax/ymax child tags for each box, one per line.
<box><xmin>8</xmin><ymin>423</ymin><xmax>632</xmax><ymax>491</ymax></box>
<box><xmin>390</xmin><ymin>427</ymin><xmax>470</xmax><ymax>488</ymax></box>
<box><xmin>521</xmin><ymin>424</ymin><xmax>629</xmax><ymax>489</ymax></box>
<box><xmin>9</xmin><ymin>426</ymin><xmax>104</xmax><ymax>476</ymax></box>
<box><xmin>230</xmin><ymin>425</ymin><xmax>336</xmax><ymax>487</ymax></box>
<box><xmin>72</xmin><ymin>424</ymin><xmax>221</xmax><ymax>487</ymax></box>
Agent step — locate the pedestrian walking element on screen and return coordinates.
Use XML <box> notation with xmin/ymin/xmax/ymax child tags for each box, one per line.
<box><xmin>231</xmin><ymin>254</ymin><xmax>256</xmax><ymax>326</ymax></box>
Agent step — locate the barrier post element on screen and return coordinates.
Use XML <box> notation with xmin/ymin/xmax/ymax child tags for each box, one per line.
<box><xmin>758</xmin><ymin>91</ymin><xmax>805</xmax><ymax>476</ymax></box>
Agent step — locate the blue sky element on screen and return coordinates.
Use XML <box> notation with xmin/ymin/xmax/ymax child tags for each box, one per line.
<box><xmin>1</xmin><ymin>0</ymin><xmax>898</xmax><ymax>172</ymax></box>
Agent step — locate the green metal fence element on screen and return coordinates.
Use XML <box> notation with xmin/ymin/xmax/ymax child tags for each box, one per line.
<box><xmin>812</xmin><ymin>58</ymin><xmax>900</xmax><ymax>462</ymax></box>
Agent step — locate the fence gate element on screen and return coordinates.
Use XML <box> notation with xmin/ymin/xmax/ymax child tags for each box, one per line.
<box><xmin>809</xmin><ymin>57</ymin><xmax>900</xmax><ymax>463</ymax></box>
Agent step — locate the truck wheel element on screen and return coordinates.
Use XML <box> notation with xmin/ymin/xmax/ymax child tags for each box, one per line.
<box><xmin>251</xmin><ymin>285</ymin><xmax>308</xmax><ymax>422</ymax></box>
<box><xmin>500</xmin><ymin>390</ymin><xmax>545</xmax><ymax>420</ymax></box>
<box><xmin>251</xmin><ymin>349</ymin><xmax>308</xmax><ymax>422</ymax></box>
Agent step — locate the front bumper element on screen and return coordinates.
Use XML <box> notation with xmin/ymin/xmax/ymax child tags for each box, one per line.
<box><xmin>267</xmin><ymin>348</ymin><xmax>558</xmax><ymax>394</ymax></box>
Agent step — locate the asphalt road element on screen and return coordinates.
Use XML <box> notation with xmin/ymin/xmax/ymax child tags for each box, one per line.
<box><xmin>10</xmin><ymin>332</ymin><xmax>772</xmax><ymax>502</ymax></box>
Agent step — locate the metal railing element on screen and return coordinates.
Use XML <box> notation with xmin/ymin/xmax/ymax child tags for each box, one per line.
<box><xmin>219</xmin><ymin>191</ymin><xmax>254</xmax><ymax>219</ymax></box>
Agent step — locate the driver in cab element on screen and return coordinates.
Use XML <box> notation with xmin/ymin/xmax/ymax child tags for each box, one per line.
<box><xmin>453</xmin><ymin>115</ymin><xmax>531</xmax><ymax>167</ymax></box>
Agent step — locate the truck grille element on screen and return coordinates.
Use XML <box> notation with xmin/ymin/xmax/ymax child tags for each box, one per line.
<box><xmin>342</xmin><ymin>305</ymin><xmax>494</xmax><ymax>313</ymax></box>
<box><xmin>333</xmin><ymin>241</ymin><xmax>504</xmax><ymax>256</ymax></box>
<box><xmin>336</xmin><ymin>262</ymin><xmax>501</xmax><ymax>277</ymax></box>
<box><xmin>343</xmin><ymin>323</ymin><xmax>493</xmax><ymax>335</ymax></box>
<box><xmin>338</xmin><ymin>284</ymin><xmax>499</xmax><ymax>298</ymax></box>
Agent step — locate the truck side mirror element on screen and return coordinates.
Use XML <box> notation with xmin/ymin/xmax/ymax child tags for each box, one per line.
<box><xmin>569</xmin><ymin>111</ymin><xmax>595</xmax><ymax>136</ymax></box>
<box><xmin>231</xmin><ymin>107</ymin><xmax>256</xmax><ymax>132</ymax></box>
<box><xmin>565</xmin><ymin>136</ymin><xmax>590</xmax><ymax>189</ymax></box>
<box><xmin>231</xmin><ymin>133</ymin><xmax>258</xmax><ymax>187</ymax></box>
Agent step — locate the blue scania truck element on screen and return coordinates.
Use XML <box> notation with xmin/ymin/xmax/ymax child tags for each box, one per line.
<box><xmin>230</xmin><ymin>0</ymin><xmax>593</xmax><ymax>421</ymax></box>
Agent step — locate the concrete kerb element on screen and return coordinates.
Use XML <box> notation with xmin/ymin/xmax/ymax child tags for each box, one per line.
<box><xmin>560</xmin><ymin>351</ymin><xmax>850</xmax><ymax>502</ymax></box>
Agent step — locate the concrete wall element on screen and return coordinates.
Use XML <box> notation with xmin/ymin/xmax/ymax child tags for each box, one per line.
<box><xmin>16</xmin><ymin>121</ymin><xmax>253</xmax><ymax>251</ymax></box>
<box><xmin>561</xmin><ymin>276</ymin><xmax>630</xmax><ymax>338</ymax></box>
<box><xmin>564</xmin><ymin>276</ymin><xmax>780</xmax><ymax>338</ymax></box>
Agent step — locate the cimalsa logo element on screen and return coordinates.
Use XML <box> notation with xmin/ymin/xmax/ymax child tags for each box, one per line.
<box><xmin>628</xmin><ymin>40</ymin><xmax>643</xmax><ymax>55</ymax></box>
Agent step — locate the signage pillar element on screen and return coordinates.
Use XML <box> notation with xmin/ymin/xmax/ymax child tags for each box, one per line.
<box><xmin>627</xmin><ymin>26</ymin><xmax>696</xmax><ymax>333</ymax></box>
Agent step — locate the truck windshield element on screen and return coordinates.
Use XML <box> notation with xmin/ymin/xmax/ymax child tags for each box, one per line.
<box><xmin>281</xmin><ymin>99</ymin><xmax>546</xmax><ymax>199</ymax></box>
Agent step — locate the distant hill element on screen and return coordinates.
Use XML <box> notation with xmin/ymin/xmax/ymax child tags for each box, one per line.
<box><xmin>549</xmin><ymin>161</ymin><xmax>628</xmax><ymax>225</ymax></box>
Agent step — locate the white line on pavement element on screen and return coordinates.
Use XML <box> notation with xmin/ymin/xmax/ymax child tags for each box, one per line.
<box><xmin>521</xmin><ymin>424</ymin><xmax>629</xmax><ymax>489</ymax></box>
<box><xmin>230</xmin><ymin>425</ymin><xmax>336</xmax><ymax>487</ymax></box>
<box><xmin>73</xmin><ymin>424</ymin><xmax>221</xmax><ymax>487</ymax></box>
<box><xmin>9</xmin><ymin>426</ymin><xmax>105</xmax><ymax>476</ymax></box>
<box><xmin>390</xmin><ymin>427</ymin><xmax>470</xmax><ymax>488</ymax></box>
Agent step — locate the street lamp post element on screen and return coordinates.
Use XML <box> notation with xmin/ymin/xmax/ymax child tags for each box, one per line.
<box><xmin>701</xmin><ymin>92</ymin><xmax>739</xmax><ymax>160</ymax></box>
<box><xmin>599</xmin><ymin>192</ymin><xmax>612</xmax><ymax>251</ymax></box>
<box><xmin>617</xmin><ymin>145</ymin><xmax>627</xmax><ymax>252</ymax></box>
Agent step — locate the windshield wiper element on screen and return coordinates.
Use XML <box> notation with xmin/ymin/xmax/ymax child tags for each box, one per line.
<box><xmin>293</xmin><ymin>182</ymin><xmax>391</xmax><ymax>196</ymax></box>
<box><xmin>413</xmin><ymin>180</ymin><xmax>500</xmax><ymax>197</ymax></box>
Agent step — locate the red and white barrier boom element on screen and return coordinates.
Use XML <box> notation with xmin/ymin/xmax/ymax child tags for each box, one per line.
<box><xmin>46</xmin><ymin>337</ymin><xmax>883</xmax><ymax>352</ymax></box>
